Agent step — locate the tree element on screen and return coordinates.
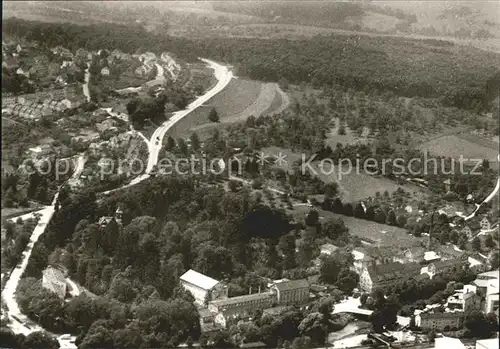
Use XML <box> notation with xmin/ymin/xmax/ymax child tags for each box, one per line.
<box><xmin>374</xmin><ymin>209</ymin><xmax>386</xmax><ymax>224</ymax></box>
<box><xmin>343</xmin><ymin>203</ymin><xmax>353</xmax><ymax>216</ymax></box>
<box><xmin>386</xmin><ymin>210</ymin><xmax>397</xmax><ymax>226</ymax></box>
<box><xmin>164</xmin><ymin>136</ymin><xmax>176</xmax><ymax>151</ymax></box>
<box><xmin>485</xmin><ymin>235</ymin><xmax>495</xmax><ymax>249</ymax></box>
<box><xmin>338</xmin><ymin>125</ymin><xmax>346</xmax><ymax>135</ymax></box>
<box><xmin>353</xmin><ymin>203</ymin><xmax>365</xmax><ymax>218</ymax></box>
<box><xmin>319</xmin><ymin>254</ymin><xmax>342</xmax><ymax>284</ymax></box>
<box><xmin>23</xmin><ymin>332</ymin><xmax>59</xmax><ymax>349</ymax></box>
<box><xmin>472</xmin><ymin>237</ymin><xmax>481</xmax><ymax>251</ymax></box>
<box><xmin>331</xmin><ymin>198</ymin><xmax>343</xmax><ymax>213</ymax></box>
<box><xmin>305</xmin><ymin>209</ymin><xmax>319</xmax><ymax>226</ymax></box>
<box><xmin>190</xmin><ymin>132</ymin><xmax>200</xmax><ymax>151</ymax></box>
<box><xmin>208</xmin><ymin>108</ymin><xmax>219</xmax><ymax>122</ymax></box>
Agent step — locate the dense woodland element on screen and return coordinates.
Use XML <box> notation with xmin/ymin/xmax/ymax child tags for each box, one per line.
<box><xmin>4</xmin><ymin>18</ymin><xmax>500</xmax><ymax>113</ymax></box>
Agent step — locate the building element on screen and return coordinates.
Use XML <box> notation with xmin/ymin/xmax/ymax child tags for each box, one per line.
<box><xmin>484</xmin><ymin>278</ymin><xmax>499</xmax><ymax>314</ymax></box>
<box><xmin>239</xmin><ymin>342</ymin><xmax>267</xmax><ymax>349</ymax></box>
<box><xmin>42</xmin><ymin>265</ymin><xmax>68</xmax><ymax>299</ymax></box>
<box><xmin>359</xmin><ymin>262</ymin><xmax>421</xmax><ymax>292</ymax></box>
<box><xmin>421</xmin><ymin>258</ymin><xmax>463</xmax><ymax>279</ymax></box>
<box><xmin>415</xmin><ymin>311</ymin><xmax>464</xmax><ymax>331</ymax></box>
<box><xmin>475</xmin><ymin>338</ymin><xmax>499</xmax><ymax>349</ymax></box>
<box><xmin>393</xmin><ymin>247</ymin><xmax>426</xmax><ymax>264</ymax></box>
<box><xmin>180</xmin><ymin>269</ymin><xmax>228</xmax><ymax>306</ymax></box>
<box><xmin>209</xmin><ymin>292</ymin><xmax>274</xmax><ymax>328</ymax></box>
<box><xmin>320</xmin><ymin>243</ymin><xmax>338</xmax><ymax>256</ymax></box>
<box><xmin>269</xmin><ymin>279</ymin><xmax>309</xmax><ymax>305</ymax></box>
<box><xmin>100</xmin><ymin>67</ymin><xmax>110</xmax><ymax>76</ymax></box>
<box><xmin>446</xmin><ymin>285</ymin><xmax>481</xmax><ymax>312</ymax></box>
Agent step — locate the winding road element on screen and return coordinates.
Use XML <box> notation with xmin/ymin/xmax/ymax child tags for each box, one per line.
<box><xmin>1</xmin><ymin>155</ymin><xmax>85</xmax><ymax>338</ymax></box>
<box><xmin>102</xmin><ymin>58</ymin><xmax>233</xmax><ymax>194</ymax></box>
<box><xmin>1</xmin><ymin>59</ymin><xmax>232</xmax><ymax>346</ymax></box>
<box><xmin>459</xmin><ymin>154</ymin><xmax>500</xmax><ymax>221</ymax></box>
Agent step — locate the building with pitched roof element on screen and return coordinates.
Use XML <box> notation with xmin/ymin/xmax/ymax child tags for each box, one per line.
<box><xmin>359</xmin><ymin>262</ymin><xmax>421</xmax><ymax>292</ymax></box>
<box><xmin>209</xmin><ymin>292</ymin><xmax>274</xmax><ymax>328</ymax></box>
<box><xmin>180</xmin><ymin>269</ymin><xmax>228</xmax><ymax>306</ymax></box>
<box><xmin>446</xmin><ymin>285</ymin><xmax>481</xmax><ymax>312</ymax></box>
<box><xmin>269</xmin><ymin>279</ymin><xmax>309</xmax><ymax>305</ymax></box>
<box><xmin>415</xmin><ymin>311</ymin><xmax>464</xmax><ymax>331</ymax></box>
<box><xmin>42</xmin><ymin>265</ymin><xmax>69</xmax><ymax>299</ymax></box>
<box><xmin>320</xmin><ymin>243</ymin><xmax>338</xmax><ymax>256</ymax></box>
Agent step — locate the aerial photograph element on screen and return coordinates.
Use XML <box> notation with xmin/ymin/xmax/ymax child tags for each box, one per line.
<box><xmin>0</xmin><ymin>1</ymin><xmax>499</xmax><ymax>348</ymax></box>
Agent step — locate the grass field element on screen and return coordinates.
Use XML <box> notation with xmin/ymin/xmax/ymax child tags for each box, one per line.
<box><xmin>418</xmin><ymin>134</ymin><xmax>499</xmax><ymax>167</ymax></box>
<box><xmin>168</xmin><ymin>78</ymin><xmax>287</xmax><ymax>139</ymax></box>
<box><xmin>263</xmin><ymin>146</ymin><xmax>427</xmax><ymax>203</ymax></box>
<box><xmin>291</xmin><ymin>205</ymin><xmax>424</xmax><ymax>248</ymax></box>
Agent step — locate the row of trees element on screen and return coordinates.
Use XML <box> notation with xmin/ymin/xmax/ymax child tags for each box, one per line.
<box><xmin>5</xmin><ymin>18</ymin><xmax>498</xmax><ymax>112</ymax></box>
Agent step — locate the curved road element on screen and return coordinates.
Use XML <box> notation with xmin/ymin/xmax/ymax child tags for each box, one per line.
<box><xmin>1</xmin><ymin>59</ymin><xmax>232</xmax><ymax>345</ymax></box>
<box><xmin>461</xmin><ymin>154</ymin><xmax>500</xmax><ymax>221</ymax></box>
<box><xmin>1</xmin><ymin>155</ymin><xmax>86</xmax><ymax>337</ymax></box>
<box><xmin>103</xmin><ymin>58</ymin><xmax>233</xmax><ymax>194</ymax></box>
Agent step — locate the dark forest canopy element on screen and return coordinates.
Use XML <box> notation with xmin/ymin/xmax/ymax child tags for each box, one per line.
<box><xmin>3</xmin><ymin>17</ymin><xmax>500</xmax><ymax>111</ymax></box>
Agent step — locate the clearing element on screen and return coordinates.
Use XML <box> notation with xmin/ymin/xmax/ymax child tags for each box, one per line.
<box><xmin>168</xmin><ymin>78</ymin><xmax>288</xmax><ymax>139</ymax></box>
<box><xmin>418</xmin><ymin>133</ymin><xmax>499</xmax><ymax>168</ymax></box>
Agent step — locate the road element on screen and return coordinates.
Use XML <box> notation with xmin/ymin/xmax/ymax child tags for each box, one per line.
<box><xmin>102</xmin><ymin>58</ymin><xmax>233</xmax><ymax>195</ymax></box>
<box><xmin>1</xmin><ymin>155</ymin><xmax>85</xmax><ymax>342</ymax></box>
<box><xmin>82</xmin><ymin>64</ymin><xmax>90</xmax><ymax>102</ymax></box>
<box><xmin>2</xmin><ymin>59</ymin><xmax>232</xmax><ymax>345</ymax></box>
<box><xmin>460</xmin><ymin>154</ymin><xmax>500</xmax><ymax>221</ymax></box>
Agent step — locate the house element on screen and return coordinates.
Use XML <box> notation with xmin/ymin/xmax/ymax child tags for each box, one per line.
<box><xmin>421</xmin><ymin>259</ymin><xmax>463</xmax><ymax>279</ymax></box>
<box><xmin>473</xmin><ymin>270</ymin><xmax>499</xmax><ymax>295</ymax></box>
<box><xmin>393</xmin><ymin>247</ymin><xmax>426</xmax><ymax>264</ymax></box>
<box><xmin>100</xmin><ymin>67</ymin><xmax>110</xmax><ymax>76</ymax></box>
<box><xmin>415</xmin><ymin>311</ymin><xmax>464</xmax><ymax>331</ymax></box>
<box><xmin>209</xmin><ymin>292</ymin><xmax>274</xmax><ymax>328</ymax></box>
<box><xmin>320</xmin><ymin>243</ymin><xmax>338</xmax><ymax>256</ymax></box>
<box><xmin>446</xmin><ymin>285</ymin><xmax>481</xmax><ymax>312</ymax></box>
<box><xmin>483</xmin><ymin>277</ymin><xmax>499</xmax><ymax>314</ymax></box>
<box><xmin>269</xmin><ymin>279</ymin><xmax>309</xmax><ymax>305</ymax></box>
<box><xmin>359</xmin><ymin>262</ymin><xmax>421</xmax><ymax>292</ymax></box>
<box><xmin>42</xmin><ymin>265</ymin><xmax>69</xmax><ymax>299</ymax></box>
<box><xmin>180</xmin><ymin>269</ymin><xmax>228</xmax><ymax>306</ymax></box>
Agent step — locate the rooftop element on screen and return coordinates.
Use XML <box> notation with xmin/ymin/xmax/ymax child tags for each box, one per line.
<box><xmin>210</xmin><ymin>292</ymin><xmax>272</xmax><ymax>308</ymax></box>
<box><xmin>368</xmin><ymin>262</ymin><xmax>421</xmax><ymax>282</ymax></box>
<box><xmin>475</xmin><ymin>338</ymin><xmax>499</xmax><ymax>349</ymax></box>
<box><xmin>180</xmin><ymin>269</ymin><xmax>220</xmax><ymax>290</ymax></box>
<box><xmin>420</xmin><ymin>311</ymin><xmax>464</xmax><ymax>319</ymax></box>
<box><xmin>272</xmin><ymin>279</ymin><xmax>309</xmax><ymax>292</ymax></box>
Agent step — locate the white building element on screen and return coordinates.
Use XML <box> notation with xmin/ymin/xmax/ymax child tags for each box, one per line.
<box><xmin>475</xmin><ymin>338</ymin><xmax>499</xmax><ymax>349</ymax></box>
<box><xmin>42</xmin><ymin>265</ymin><xmax>68</xmax><ymax>299</ymax></box>
<box><xmin>180</xmin><ymin>269</ymin><xmax>228</xmax><ymax>306</ymax></box>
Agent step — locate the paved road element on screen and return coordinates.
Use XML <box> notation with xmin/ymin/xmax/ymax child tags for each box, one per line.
<box><xmin>461</xmin><ymin>154</ymin><xmax>500</xmax><ymax>221</ymax></box>
<box><xmin>102</xmin><ymin>58</ymin><xmax>233</xmax><ymax>195</ymax></box>
<box><xmin>1</xmin><ymin>155</ymin><xmax>85</xmax><ymax>342</ymax></box>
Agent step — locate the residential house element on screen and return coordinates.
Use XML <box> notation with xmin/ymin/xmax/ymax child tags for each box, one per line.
<box><xmin>320</xmin><ymin>243</ymin><xmax>338</xmax><ymax>256</ymax></box>
<box><xmin>415</xmin><ymin>311</ymin><xmax>464</xmax><ymax>331</ymax></box>
<box><xmin>473</xmin><ymin>271</ymin><xmax>499</xmax><ymax>315</ymax></box>
<box><xmin>100</xmin><ymin>67</ymin><xmax>110</xmax><ymax>76</ymax></box>
<box><xmin>209</xmin><ymin>292</ymin><xmax>274</xmax><ymax>328</ymax></box>
<box><xmin>393</xmin><ymin>247</ymin><xmax>426</xmax><ymax>264</ymax></box>
<box><xmin>359</xmin><ymin>262</ymin><xmax>421</xmax><ymax>292</ymax></box>
<box><xmin>421</xmin><ymin>258</ymin><xmax>463</xmax><ymax>279</ymax></box>
<box><xmin>446</xmin><ymin>285</ymin><xmax>481</xmax><ymax>312</ymax></box>
<box><xmin>461</xmin><ymin>219</ymin><xmax>481</xmax><ymax>239</ymax></box>
<box><xmin>42</xmin><ymin>265</ymin><xmax>69</xmax><ymax>299</ymax></box>
<box><xmin>269</xmin><ymin>279</ymin><xmax>309</xmax><ymax>305</ymax></box>
<box><xmin>480</xmin><ymin>216</ymin><xmax>493</xmax><ymax>231</ymax></box>
<box><xmin>180</xmin><ymin>269</ymin><xmax>228</xmax><ymax>306</ymax></box>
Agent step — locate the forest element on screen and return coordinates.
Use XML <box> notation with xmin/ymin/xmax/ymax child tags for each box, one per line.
<box><xmin>4</xmin><ymin>18</ymin><xmax>499</xmax><ymax>112</ymax></box>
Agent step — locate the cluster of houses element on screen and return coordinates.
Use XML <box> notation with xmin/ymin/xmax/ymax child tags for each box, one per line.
<box><xmin>179</xmin><ymin>269</ymin><xmax>310</xmax><ymax>330</ymax></box>
<box><xmin>3</xmin><ymin>87</ymin><xmax>85</xmax><ymax>120</ymax></box>
<box><xmin>415</xmin><ymin>270</ymin><xmax>499</xmax><ymax>332</ymax></box>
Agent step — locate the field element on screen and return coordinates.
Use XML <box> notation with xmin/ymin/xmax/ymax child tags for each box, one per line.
<box><xmin>168</xmin><ymin>78</ymin><xmax>287</xmax><ymax>139</ymax></box>
<box><xmin>418</xmin><ymin>133</ymin><xmax>499</xmax><ymax>168</ymax></box>
<box><xmin>291</xmin><ymin>205</ymin><xmax>424</xmax><ymax>248</ymax></box>
<box><xmin>263</xmin><ymin>146</ymin><xmax>427</xmax><ymax>203</ymax></box>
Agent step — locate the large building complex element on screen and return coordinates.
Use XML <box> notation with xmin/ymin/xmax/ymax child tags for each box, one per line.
<box><xmin>180</xmin><ymin>269</ymin><xmax>228</xmax><ymax>306</ymax></box>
